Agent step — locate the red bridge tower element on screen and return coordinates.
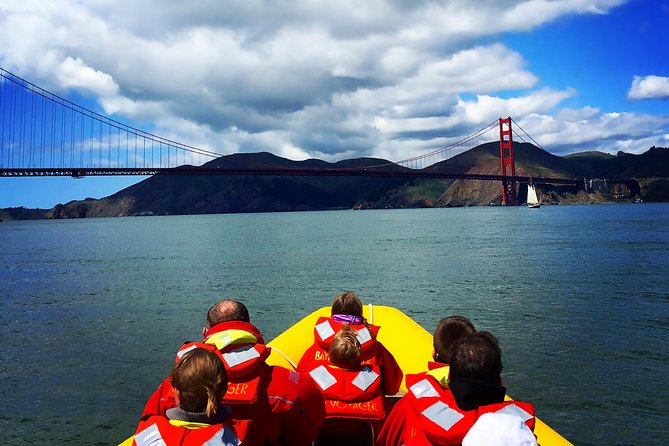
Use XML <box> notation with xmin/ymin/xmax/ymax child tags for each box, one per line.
<box><xmin>499</xmin><ymin>117</ymin><xmax>517</xmax><ymax>205</ymax></box>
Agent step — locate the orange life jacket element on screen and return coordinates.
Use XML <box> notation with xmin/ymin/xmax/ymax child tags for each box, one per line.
<box><xmin>133</xmin><ymin>416</ymin><xmax>240</xmax><ymax>446</ymax></box>
<box><xmin>309</xmin><ymin>364</ymin><xmax>386</xmax><ymax>420</ymax></box>
<box><xmin>201</xmin><ymin>321</ymin><xmax>272</xmax><ymax>404</ymax></box>
<box><xmin>176</xmin><ymin>338</ymin><xmax>271</xmax><ymax>404</ymax></box>
<box><xmin>313</xmin><ymin>316</ymin><xmax>380</xmax><ymax>361</ymax></box>
<box><xmin>405</xmin><ymin>373</ymin><xmax>535</xmax><ymax>445</ymax></box>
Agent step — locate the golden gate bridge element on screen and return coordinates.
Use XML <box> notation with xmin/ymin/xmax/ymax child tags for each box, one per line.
<box><xmin>0</xmin><ymin>68</ymin><xmax>580</xmax><ymax>206</ymax></box>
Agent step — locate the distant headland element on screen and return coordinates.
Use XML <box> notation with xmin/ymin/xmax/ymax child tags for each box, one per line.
<box><xmin>2</xmin><ymin>144</ymin><xmax>668</xmax><ymax>220</ymax></box>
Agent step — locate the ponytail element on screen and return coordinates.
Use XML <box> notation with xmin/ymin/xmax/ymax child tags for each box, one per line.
<box><xmin>329</xmin><ymin>324</ymin><xmax>362</xmax><ymax>369</ymax></box>
<box><xmin>171</xmin><ymin>348</ymin><xmax>228</xmax><ymax>415</ymax></box>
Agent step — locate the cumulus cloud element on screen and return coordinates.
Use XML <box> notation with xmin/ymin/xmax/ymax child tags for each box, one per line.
<box><xmin>0</xmin><ymin>0</ymin><xmax>665</xmax><ymax>166</ymax></box>
<box><xmin>516</xmin><ymin>111</ymin><xmax>669</xmax><ymax>154</ymax></box>
<box><xmin>57</xmin><ymin>57</ymin><xmax>119</xmax><ymax>97</ymax></box>
<box><xmin>628</xmin><ymin>75</ymin><xmax>669</xmax><ymax>100</ymax></box>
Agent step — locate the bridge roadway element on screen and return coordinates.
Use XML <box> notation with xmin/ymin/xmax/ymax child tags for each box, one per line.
<box><xmin>0</xmin><ymin>166</ymin><xmax>582</xmax><ymax>185</ymax></box>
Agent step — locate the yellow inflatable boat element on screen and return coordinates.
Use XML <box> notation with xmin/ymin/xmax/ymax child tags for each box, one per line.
<box><xmin>267</xmin><ymin>305</ymin><xmax>572</xmax><ymax>446</ymax></box>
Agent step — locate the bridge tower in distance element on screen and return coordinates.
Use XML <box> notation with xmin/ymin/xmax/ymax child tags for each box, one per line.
<box><xmin>499</xmin><ymin>117</ymin><xmax>517</xmax><ymax>205</ymax></box>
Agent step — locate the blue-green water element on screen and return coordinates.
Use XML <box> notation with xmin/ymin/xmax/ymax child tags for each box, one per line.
<box><xmin>1</xmin><ymin>204</ymin><xmax>668</xmax><ymax>445</ymax></box>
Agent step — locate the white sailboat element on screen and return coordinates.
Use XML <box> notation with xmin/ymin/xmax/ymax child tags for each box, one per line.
<box><xmin>527</xmin><ymin>183</ymin><xmax>540</xmax><ymax>208</ymax></box>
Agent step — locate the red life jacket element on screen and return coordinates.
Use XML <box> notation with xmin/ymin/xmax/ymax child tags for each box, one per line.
<box><xmin>133</xmin><ymin>416</ymin><xmax>240</xmax><ymax>446</ymax></box>
<box><xmin>405</xmin><ymin>373</ymin><xmax>535</xmax><ymax>445</ymax></box>
<box><xmin>307</xmin><ymin>316</ymin><xmax>381</xmax><ymax>364</ymax></box>
<box><xmin>142</xmin><ymin>323</ymin><xmax>322</xmax><ymax>446</ymax></box>
<box><xmin>314</xmin><ymin>317</ymin><xmax>380</xmax><ymax>356</ymax></box>
<box><xmin>204</xmin><ymin>322</ymin><xmax>284</xmax><ymax>445</ymax></box>
<box><xmin>176</xmin><ymin>338</ymin><xmax>271</xmax><ymax>404</ymax></box>
<box><xmin>200</xmin><ymin>321</ymin><xmax>272</xmax><ymax>403</ymax></box>
<box><xmin>309</xmin><ymin>364</ymin><xmax>386</xmax><ymax>420</ymax></box>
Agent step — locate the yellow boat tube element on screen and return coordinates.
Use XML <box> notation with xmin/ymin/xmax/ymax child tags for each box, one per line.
<box><xmin>267</xmin><ymin>305</ymin><xmax>572</xmax><ymax>446</ymax></box>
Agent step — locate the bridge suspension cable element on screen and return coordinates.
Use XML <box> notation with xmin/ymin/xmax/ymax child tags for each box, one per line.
<box><xmin>1</xmin><ymin>67</ymin><xmax>575</xmax><ymax>189</ymax></box>
<box><xmin>510</xmin><ymin>117</ymin><xmax>545</xmax><ymax>151</ymax></box>
<box><xmin>0</xmin><ymin>68</ymin><xmax>224</xmax><ymax>172</ymax></box>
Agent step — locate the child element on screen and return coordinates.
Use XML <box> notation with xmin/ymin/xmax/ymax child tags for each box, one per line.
<box><xmin>298</xmin><ymin>291</ymin><xmax>403</xmax><ymax>396</ymax></box>
<box><xmin>133</xmin><ymin>346</ymin><xmax>240</xmax><ymax>446</ymax></box>
<box><xmin>309</xmin><ymin>325</ymin><xmax>387</xmax><ymax>442</ymax></box>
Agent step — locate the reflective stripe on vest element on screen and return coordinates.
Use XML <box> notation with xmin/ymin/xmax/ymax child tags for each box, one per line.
<box><xmin>422</xmin><ymin>401</ymin><xmax>465</xmax><ymax>432</ymax></box>
<box><xmin>310</xmin><ymin>365</ymin><xmax>337</xmax><ymax>391</ymax></box>
<box><xmin>495</xmin><ymin>403</ymin><xmax>533</xmax><ymax>422</ymax></box>
<box><xmin>356</xmin><ymin>326</ymin><xmax>372</xmax><ymax>345</ymax></box>
<box><xmin>315</xmin><ymin>319</ymin><xmax>373</xmax><ymax>348</ymax></box>
<box><xmin>222</xmin><ymin>344</ymin><xmax>261</xmax><ymax>369</ymax></box>
<box><xmin>351</xmin><ymin>366</ymin><xmax>379</xmax><ymax>392</ymax></box>
<box><xmin>135</xmin><ymin>423</ymin><xmax>167</xmax><ymax>446</ymax></box>
<box><xmin>176</xmin><ymin>344</ymin><xmax>198</xmax><ymax>361</ymax></box>
<box><xmin>410</xmin><ymin>378</ymin><xmax>440</xmax><ymax>399</ymax></box>
<box><xmin>316</xmin><ymin>320</ymin><xmax>336</xmax><ymax>341</ymax></box>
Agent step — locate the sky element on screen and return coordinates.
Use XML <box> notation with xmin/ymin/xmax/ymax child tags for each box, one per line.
<box><xmin>0</xmin><ymin>0</ymin><xmax>668</xmax><ymax>209</ymax></box>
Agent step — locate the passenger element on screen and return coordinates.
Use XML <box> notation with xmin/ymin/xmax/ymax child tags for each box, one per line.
<box><xmin>431</xmin><ymin>315</ymin><xmax>477</xmax><ymax>386</ymax></box>
<box><xmin>310</xmin><ymin>325</ymin><xmax>386</xmax><ymax>425</ymax></box>
<box><xmin>297</xmin><ymin>291</ymin><xmax>403</xmax><ymax>396</ymax></box>
<box><xmin>142</xmin><ymin>299</ymin><xmax>325</xmax><ymax>446</ymax></box>
<box><xmin>375</xmin><ymin>315</ymin><xmax>475</xmax><ymax>446</ymax></box>
<box><xmin>377</xmin><ymin>331</ymin><xmax>536</xmax><ymax>446</ymax></box>
<box><xmin>133</xmin><ymin>347</ymin><xmax>240</xmax><ymax>445</ymax></box>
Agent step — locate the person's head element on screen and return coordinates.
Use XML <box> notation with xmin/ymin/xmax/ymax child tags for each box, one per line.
<box><xmin>433</xmin><ymin>316</ymin><xmax>476</xmax><ymax>364</ymax></box>
<box><xmin>206</xmin><ymin>299</ymin><xmax>250</xmax><ymax>329</ymax></box>
<box><xmin>171</xmin><ymin>348</ymin><xmax>228</xmax><ymax>416</ymax></box>
<box><xmin>329</xmin><ymin>325</ymin><xmax>362</xmax><ymax>370</ymax></box>
<box><xmin>449</xmin><ymin>331</ymin><xmax>502</xmax><ymax>383</ymax></box>
<box><xmin>331</xmin><ymin>291</ymin><xmax>363</xmax><ymax>317</ymax></box>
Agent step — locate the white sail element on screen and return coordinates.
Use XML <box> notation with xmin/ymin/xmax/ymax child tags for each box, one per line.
<box><xmin>527</xmin><ymin>184</ymin><xmax>540</xmax><ymax>208</ymax></box>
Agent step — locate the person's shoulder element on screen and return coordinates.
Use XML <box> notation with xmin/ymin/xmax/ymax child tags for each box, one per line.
<box><xmin>268</xmin><ymin>366</ymin><xmax>320</xmax><ymax>393</ymax></box>
<box><xmin>269</xmin><ymin>365</ymin><xmax>307</xmax><ymax>383</ymax></box>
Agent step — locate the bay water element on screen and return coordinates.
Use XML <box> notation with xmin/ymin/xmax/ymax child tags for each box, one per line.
<box><xmin>1</xmin><ymin>204</ymin><xmax>668</xmax><ymax>445</ymax></box>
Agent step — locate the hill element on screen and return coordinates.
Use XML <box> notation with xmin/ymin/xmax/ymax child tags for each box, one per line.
<box><xmin>3</xmin><ymin>145</ymin><xmax>668</xmax><ymax>219</ymax></box>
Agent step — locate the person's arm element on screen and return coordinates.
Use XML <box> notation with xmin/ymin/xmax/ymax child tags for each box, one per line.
<box><xmin>268</xmin><ymin>367</ymin><xmax>326</xmax><ymax>446</ymax></box>
<box><xmin>140</xmin><ymin>376</ymin><xmax>175</xmax><ymax>418</ymax></box>
<box><xmin>296</xmin><ymin>344</ymin><xmax>318</xmax><ymax>373</ymax></box>
<box><xmin>376</xmin><ymin>396</ymin><xmax>410</xmax><ymax>446</ymax></box>
<box><xmin>377</xmin><ymin>342</ymin><xmax>404</xmax><ymax>396</ymax></box>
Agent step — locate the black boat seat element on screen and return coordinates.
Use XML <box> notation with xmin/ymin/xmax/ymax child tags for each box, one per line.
<box><xmin>312</xmin><ymin>418</ymin><xmax>374</xmax><ymax>446</ymax></box>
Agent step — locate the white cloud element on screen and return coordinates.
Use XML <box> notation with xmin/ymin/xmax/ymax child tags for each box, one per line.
<box><xmin>627</xmin><ymin>75</ymin><xmax>669</xmax><ymax>100</ymax></box>
<box><xmin>57</xmin><ymin>57</ymin><xmax>119</xmax><ymax>97</ymax></box>
<box><xmin>0</xmin><ymin>0</ymin><xmax>665</xmax><ymax>168</ymax></box>
<box><xmin>515</xmin><ymin>111</ymin><xmax>669</xmax><ymax>154</ymax></box>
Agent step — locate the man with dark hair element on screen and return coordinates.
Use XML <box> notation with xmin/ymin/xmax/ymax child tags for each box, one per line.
<box><xmin>377</xmin><ymin>329</ymin><xmax>536</xmax><ymax>446</ymax></box>
<box><xmin>142</xmin><ymin>299</ymin><xmax>325</xmax><ymax>446</ymax></box>
<box><xmin>433</xmin><ymin>316</ymin><xmax>476</xmax><ymax>365</ymax></box>
<box><xmin>447</xmin><ymin>332</ymin><xmax>506</xmax><ymax>412</ymax></box>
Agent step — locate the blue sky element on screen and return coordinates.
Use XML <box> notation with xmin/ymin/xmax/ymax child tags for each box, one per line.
<box><xmin>0</xmin><ymin>0</ymin><xmax>668</xmax><ymax>209</ymax></box>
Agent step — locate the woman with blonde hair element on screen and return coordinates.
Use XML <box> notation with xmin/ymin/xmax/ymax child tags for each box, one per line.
<box><xmin>132</xmin><ymin>345</ymin><xmax>240</xmax><ymax>446</ymax></box>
